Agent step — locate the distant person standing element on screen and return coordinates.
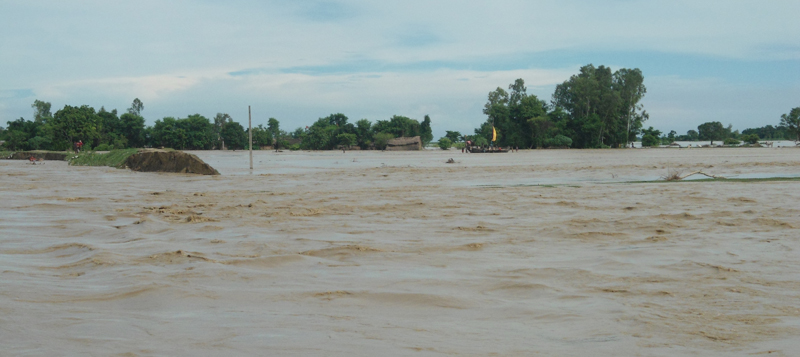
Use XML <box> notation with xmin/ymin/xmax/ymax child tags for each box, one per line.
<box><xmin>76</xmin><ymin>140</ymin><xmax>83</xmax><ymax>153</ymax></box>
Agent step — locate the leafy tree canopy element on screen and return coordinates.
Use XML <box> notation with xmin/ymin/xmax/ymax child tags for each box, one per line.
<box><xmin>697</xmin><ymin>121</ymin><xmax>726</xmax><ymax>145</ymax></box>
<box><xmin>780</xmin><ymin>107</ymin><xmax>800</xmax><ymax>142</ymax></box>
<box><xmin>444</xmin><ymin>131</ymin><xmax>462</xmax><ymax>143</ymax></box>
<box><xmin>128</xmin><ymin>98</ymin><xmax>143</xmax><ymax>116</ymax></box>
<box><xmin>220</xmin><ymin>121</ymin><xmax>247</xmax><ymax>150</ymax></box>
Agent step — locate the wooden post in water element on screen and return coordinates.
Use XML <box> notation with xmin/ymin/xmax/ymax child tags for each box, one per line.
<box><xmin>248</xmin><ymin>105</ymin><xmax>253</xmax><ymax>171</ymax></box>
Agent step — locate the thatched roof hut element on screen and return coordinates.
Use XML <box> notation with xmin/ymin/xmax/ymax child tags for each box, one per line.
<box><xmin>386</xmin><ymin>136</ymin><xmax>422</xmax><ymax>151</ymax></box>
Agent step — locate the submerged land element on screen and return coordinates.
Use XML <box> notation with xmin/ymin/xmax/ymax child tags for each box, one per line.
<box><xmin>1</xmin><ymin>148</ymin><xmax>799</xmax><ymax>356</ymax></box>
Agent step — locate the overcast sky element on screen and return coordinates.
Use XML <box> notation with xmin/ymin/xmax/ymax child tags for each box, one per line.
<box><xmin>2</xmin><ymin>0</ymin><xmax>799</xmax><ymax>137</ymax></box>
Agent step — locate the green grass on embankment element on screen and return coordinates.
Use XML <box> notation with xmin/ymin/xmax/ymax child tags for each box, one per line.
<box><xmin>68</xmin><ymin>149</ymin><xmax>139</xmax><ymax>168</ymax></box>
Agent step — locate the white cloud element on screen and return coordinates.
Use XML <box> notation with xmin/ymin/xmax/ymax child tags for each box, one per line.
<box><xmin>1</xmin><ymin>0</ymin><xmax>799</xmax><ymax>136</ymax></box>
<box><xmin>38</xmin><ymin>75</ymin><xmax>204</xmax><ymax>103</ymax></box>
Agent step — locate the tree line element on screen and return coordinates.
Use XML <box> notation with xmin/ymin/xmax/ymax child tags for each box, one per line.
<box><xmin>637</xmin><ymin>115</ymin><xmax>798</xmax><ymax>147</ymax></box>
<box><xmin>3</xmin><ymin>71</ymin><xmax>798</xmax><ymax>151</ymax></box>
<box><xmin>0</xmin><ymin>98</ymin><xmax>434</xmax><ymax>151</ymax></box>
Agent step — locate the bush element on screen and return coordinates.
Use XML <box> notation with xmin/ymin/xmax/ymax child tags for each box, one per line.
<box><xmin>438</xmin><ymin>138</ymin><xmax>452</xmax><ymax>150</ymax></box>
<box><xmin>336</xmin><ymin>133</ymin><xmax>357</xmax><ymax>148</ymax></box>
<box><xmin>94</xmin><ymin>143</ymin><xmax>113</xmax><ymax>151</ymax></box>
<box><xmin>641</xmin><ymin>134</ymin><xmax>659</xmax><ymax>147</ymax></box>
<box><xmin>274</xmin><ymin>137</ymin><xmax>290</xmax><ymax>150</ymax></box>
<box><xmin>724</xmin><ymin>138</ymin><xmax>741</xmax><ymax>146</ymax></box>
<box><xmin>741</xmin><ymin>134</ymin><xmax>759</xmax><ymax>144</ymax></box>
<box><xmin>373</xmin><ymin>132</ymin><xmax>394</xmax><ymax>150</ymax></box>
<box><xmin>289</xmin><ymin>144</ymin><xmax>301</xmax><ymax>151</ymax></box>
<box><xmin>545</xmin><ymin>135</ymin><xmax>572</xmax><ymax>148</ymax></box>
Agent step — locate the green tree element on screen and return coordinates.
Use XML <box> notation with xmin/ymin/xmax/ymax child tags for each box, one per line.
<box><xmin>742</xmin><ymin>125</ymin><xmax>788</xmax><ymax>140</ymax></box>
<box><xmin>641</xmin><ymin>134</ymin><xmax>659</xmax><ymax>147</ymax></box>
<box><xmin>151</xmin><ymin>117</ymin><xmax>182</xmax><ymax>149</ymax></box>
<box><xmin>51</xmin><ymin>105</ymin><xmax>102</xmax><ymax>150</ymax></box>
<box><xmin>97</xmin><ymin>107</ymin><xmax>126</xmax><ymax>149</ymax></box>
<box><xmin>504</xmin><ymin>79</ymin><xmax>538</xmax><ymax>148</ymax></box>
<box><xmin>420</xmin><ymin>115</ymin><xmax>433</xmax><ymax>145</ymax></box>
<box><xmin>220</xmin><ymin>121</ymin><xmax>247</xmax><ymax>150</ymax></box>
<box><xmin>325</xmin><ymin>113</ymin><xmax>349</xmax><ymax>127</ymax></box>
<box><xmin>120</xmin><ymin>112</ymin><xmax>146</xmax><ymax>148</ymax></box>
<box><xmin>780</xmin><ymin>107</ymin><xmax>800</xmax><ymax>143</ymax></box>
<box><xmin>697</xmin><ymin>121</ymin><xmax>726</xmax><ymax>145</ymax></box>
<box><xmin>373</xmin><ymin>115</ymin><xmax>421</xmax><ymax>138</ymax></box>
<box><xmin>213</xmin><ymin>113</ymin><xmax>232</xmax><ymax>149</ymax></box>
<box><xmin>336</xmin><ymin>133</ymin><xmax>357</xmax><ymax>148</ymax></box>
<box><xmin>641</xmin><ymin>126</ymin><xmax>661</xmax><ymax>147</ymax></box>
<box><xmin>667</xmin><ymin>130</ymin><xmax>676</xmax><ymax>143</ymax></box>
<box><xmin>302</xmin><ymin>118</ymin><xmax>338</xmax><ymax>150</ymax></box>
<box><xmin>551</xmin><ymin>65</ymin><xmax>646</xmax><ymax>148</ymax></box>
<box><xmin>251</xmin><ymin>124</ymin><xmax>273</xmax><ymax>148</ymax></box>
<box><xmin>482</xmin><ymin>86</ymin><xmax>509</xmax><ymax>143</ymax></box>
<box><xmin>4</xmin><ymin>128</ymin><xmax>29</xmax><ymax>150</ymax></box>
<box><xmin>291</xmin><ymin>127</ymin><xmax>305</xmax><ymax>139</ymax></box>
<box><xmin>723</xmin><ymin>137</ymin><xmax>741</xmax><ymax>146</ymax></box>
<box><xmin>182</xmin><ymin>114</ymin><xmax>216</xmax><ymax>149</ymax></box>
<box><xmin>516</xmin><ymin>95</ymin><xmax>548</xmax><ymax>148</ymax></box>
<box><xmin>128</xmin><ymin>98</ymin><xmax>144</xmax><ymax>116</ymax></box>
<box><xmin>438</xmin><ymin>137</ymin><xmax>452</xmax><ymax>150</ymax></box>
<box><xmin>741</xmin><ymin>134</ymin><xmax>759</xmax><ymax>144</ymax></box>
<box><xmin>150</xmin><ymin>114</ymin><xmax>215</xmax><ymax>150</ymax></box>
<box><xmin>528</xmin><ymin>116</ymin><xmax>553</xmax><ymax>148</ymax></box>
<box><xmin>474</xmin><ymin>121</ymin><xmax>498</xmax><ymax>145</ymax></box>
<box><xmin>4</xmin><ymin>117</ymin><xmax>38</xmax><ymax>150</ymax></box>
<box><xmin>613</xmin><ymin>68</ymin><xmax>647</xmax><ymax>146</ymax></box>
<box><xmin>444</xmin><ymin>131</ymin><xmax>462</xmax><ymax>143</ymax></box>
<box><xmin>355</xmin><ymin>119</ymin><xmax>373</xmax><ymax>149</ymax></box>
<box><xmin>31</xmin><ymin>99</ymin><xmax>52</xmax><ymax>123</ymax></box>
<box><xmin>545</xmin><ymin>134</ymin><xmax>572</xmax><ymax>148</ymax></box>
<box><xmin>472</xmin><ymin>136</ymin><xmax>489</xmax><ymax>147</ymax></box>
<box><xmin>267</xmin><ymin>118</ymin><xmax>281</xmax><ymax>145</ymax></box>
<box><xmin>373</xmin><ymin>132</ymin><xmax>394</xmax><ymax>150</ymax></box>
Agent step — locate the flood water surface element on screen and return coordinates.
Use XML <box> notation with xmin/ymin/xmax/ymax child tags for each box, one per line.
<box><xmin>1</xmin><ymin>148</ymin><xmax>800</xmax><ymax>356</ymax></box>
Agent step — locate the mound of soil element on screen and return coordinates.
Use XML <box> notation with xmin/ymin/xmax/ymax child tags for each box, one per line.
<box><xmin>125</xmin><ymin>150</ymin><xmax>219</xmax><ymax>175</ymax></box>
<box><xmin>6</xmin><ymin>151</ymin><xmax>69</xmax><ymax>160</ymax></box>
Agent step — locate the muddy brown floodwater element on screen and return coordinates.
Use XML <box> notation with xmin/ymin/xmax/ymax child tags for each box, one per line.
<box><xmin>1</xmin><ymin>148</ymin><xmax>799</xmax><ymax>356</ymax></box>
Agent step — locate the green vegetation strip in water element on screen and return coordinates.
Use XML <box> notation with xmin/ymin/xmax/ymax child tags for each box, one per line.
<box><xmin>478</xmin><ymin>184</ymin><xmax>582</xmax><ymax>188</ymax></box>
<box><xmin>480</xmin><ymin>177</ymin><xmax>800</xmax><ymax>189</ymax></box>
<box><xmin>626</xmin><ymin>176</ymin><xmax>800</xmax><ymax>184</ymax></box>
<box><xmin>68</xmin><ymin>149</ymin><xmax>140</xmax><ymax>168</ymax></box>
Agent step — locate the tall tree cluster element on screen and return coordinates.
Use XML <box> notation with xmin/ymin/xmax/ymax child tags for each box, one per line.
<box><xmin>471</xmin><ymin>64</ymin><xmax>648</xmax><ymax>149</ymax></box>
<box><xmin>551</xmin><ymin>65</ymin><xmax>648</xmax><ymax>148</ymax></box>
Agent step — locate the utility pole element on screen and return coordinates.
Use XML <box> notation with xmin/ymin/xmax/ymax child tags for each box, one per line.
<box><xmin>249</xmin><ymin>105</ymin><xmax>253</xmax><ymax>171</ymax></box>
